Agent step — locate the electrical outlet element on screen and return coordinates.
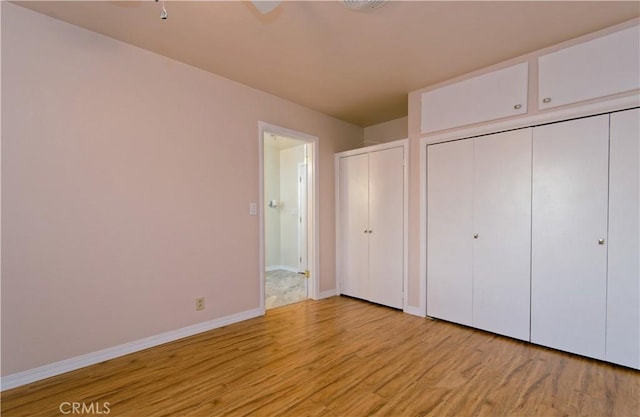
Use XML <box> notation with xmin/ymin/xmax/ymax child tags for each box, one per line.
<box><xmin>195</xmin><ymin>297</ymin><xmax>205</xmax><ymax>311</ymax></box>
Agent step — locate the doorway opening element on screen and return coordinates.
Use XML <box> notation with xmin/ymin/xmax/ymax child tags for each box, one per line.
<box><xmin>259</xmin><ymin>123</ymin><xmax>318</xmax><ymax>312</ymax></box>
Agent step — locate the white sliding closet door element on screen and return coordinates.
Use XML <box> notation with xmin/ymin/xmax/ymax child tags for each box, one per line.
<box><xmin>607</xmin><ymin>108</ymin><xmax>640</xmax><ymax>369</ymax></box>
<box><xmin>531</xmin><ymin>115</ymin><xmax>609</xmax><ymax>360</ymax></box>
<box><xmin>473</xmin><ymin>128</ymin><xmax>532</xmax><ymax>341</ymax></box>
<box><xmin>339</xmin><ymin>154</ymin><xmax>369</xmax><ymax>299</ymax></box>
<box><xmin>368</xmin><ymin>148</ymin><xmax>404</xmax><ymax>309</ymax></box>
<box><xmin>427</xmin><ymin>139</ymin><xmax>473</xmax><ymax>325</ymax></box>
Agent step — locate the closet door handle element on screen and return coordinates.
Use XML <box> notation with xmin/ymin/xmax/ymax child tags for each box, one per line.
<box><xmin>598</xmin><ymin>238</ymin><xmax>605</xmax><ymax>245</ymax></box>
<box><xmin>473</xmin><ymin>233</ymin><xmax>478</xmax><ymax>239</ymax></box>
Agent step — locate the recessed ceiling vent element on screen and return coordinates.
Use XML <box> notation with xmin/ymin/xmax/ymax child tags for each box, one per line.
<box><xmin>343</xmin><ymin>0</ymin><xmax>386</xmax><ymax>10</ymax></box>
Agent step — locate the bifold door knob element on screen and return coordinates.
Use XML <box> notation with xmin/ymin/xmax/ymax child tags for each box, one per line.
<box><xmin>598</xmin><ymin>238</ymin><xmax>605</xmax><ymax>245</ymax></box>
<box><xmin>473</xmin><ymin>233</ymin><xmax>478</xmax><ymax>239</ymax></box>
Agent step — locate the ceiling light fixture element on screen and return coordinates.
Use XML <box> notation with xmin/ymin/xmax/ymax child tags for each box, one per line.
<box><xmin>155</xmin><ymin>0</ymin><xmax>168</xmax><ymax>20</ymax></box>
<box><xmin>343</xmin><ymin>0</ymin><xmax>385</xmax><ymax>10</ymax></box>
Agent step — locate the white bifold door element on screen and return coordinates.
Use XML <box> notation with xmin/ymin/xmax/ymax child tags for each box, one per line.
<box><xmin>531</xmin><ymin>115</ymin><xmax>610</xmax><ymax>360</ymax></box>
<box><xmin>339</xmin><ymin>146</ymin><xmax>404</xmax><ymax>309</ymax></box>
<box><xmin>427</xmin><ymin>128</ymin><xmax>532</xmax><ymax>340</ymax></box>
<box><xmin>606</xmin><ymin>108</ymin><xmax>639</xmax><ymax>369</ymax></box>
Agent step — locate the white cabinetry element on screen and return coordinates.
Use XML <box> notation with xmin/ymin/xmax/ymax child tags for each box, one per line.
<box><xmin>607</xmin><ymin>108</ymin><xmax>640</xmax><ymax>369</ymax></box>
<box><xmin>427</xmin><ymin>139</ymin><xmax>474</xmax><ymax>325</ymax></box>
<box><xmin>531</xmin><ymin>115</ymin><xmax>610</xmax><ymax>360</ymax></box>
<box><xmin>538</xmin><ymin>26</ymin><xmax>640</xmax><ymax>110</ymax></box>
<box><xmin>337</xmin><ymin>143</ymin><xmax>406</xmax><ymax>309</ymax></box>
<box><xmin>421</xmin><ymin>63</ymin><xmax>528</xmax><ymax>134</ymax></box>
<box><xmin>339</xmin><ymin>153</ymin><xmax>369</xmax><ymax>300</ymax></box>
<box><xmin>472</xmin><ymin>129</ymin><xmax>532</xmax><ymax>341</ymax></box>
<box><xmin>427</xmin><ymin>129</ymin><xmax>532</xmax><ymax>340</ymax></box>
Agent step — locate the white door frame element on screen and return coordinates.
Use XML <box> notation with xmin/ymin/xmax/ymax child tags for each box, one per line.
<box><xmin>297</xmin><ymin>161</ymin><xmax>308</xmax><ymax>275</ymax></box>
<box><xmin>258</xmin><ymin>122</ymin><xmax>319</xmax><ymax>314</ymax></box>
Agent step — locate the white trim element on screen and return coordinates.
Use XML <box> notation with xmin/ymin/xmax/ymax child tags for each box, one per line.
<box><xmin>334</xmin><ymin>152</ymin><xmax>342</xmax><ymax>296</ymax></box>
<box><xmin>421</xmin><ymin>95</ymin><xmax>639</xmax><ymax>145</ymax></box>
<box><xmin>318</xmin><ymin>289</ymin><xmax>337</xmax><ymax>299</ymax></box>
<box><xmin>258</xmin><ymin>122</ymin><xmax>320</xmax><ymax>307</ymax></box>
<box><xmin>402</xmin><ymin>141</ymin><xmax>410</xmax><ymax>311</ymax></box>
<box><xmin>404</xmin><ymin>305</ymin><xmax>425</xmax><ymax>317</ymax></box>
<box><xmin>335</xmin><ymin>139</ymin><xmax>409</xmax><ymax>310</ymax></box>
<box><xmin>412</xmin><ymin>135</ymin><xmax>428</xmax><ymax>317</ymax></box>
<box><xmin>297</xmin><ymin>162</ymin><xmax>308</xmax><ymax>274</ymax></box>
<box><xmin>265</xmin><ymin>265</ymin><xmax>298</xmax><ymax>273</ymax></box>
<box><xmin>335</xmin><ymin>139</ymin><xmax>408</xmax><ymax>158</ymax></box>
<box><xmin>0</xmin><ymin>308</ymin><xmax>262</xmax><ymax>391</ymax></box>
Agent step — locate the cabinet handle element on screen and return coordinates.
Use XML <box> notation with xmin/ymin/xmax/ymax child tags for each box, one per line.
<box><xmin>473</xmin><ymin>233</ymin><xmax>478</xmax><ymax>239</ymax></box>
<box><xmin>513</xmin><ymin>104</ymin><xmax>522</xmax><ymax>110</ymax></box>
<box><xmin>598</xmin><ymin>238</ymin><xmax>605</xmax><ymax>245</ymax></box>
<box><xmin>369</xmin><ymin>230</ymin><xmax>373</xmax><ymax>234</ymax></box>
<box><xmin>542</xmin><ymin>97</ymin><xmax>552</xmax><ymax>103</ymax></box>
<box><xmin>364</xmin><ymin>230</ymin><xmax>369</xmax><ymax>234</ymax></box>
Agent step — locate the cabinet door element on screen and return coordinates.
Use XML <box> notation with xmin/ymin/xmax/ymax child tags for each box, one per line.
<box><xmin>339</xmin><ymin>154</ymin><xmax>369</xmax><ymax>300</ymax></box>
<box><xmin>538</xmin><ymin>26</ymin><xmax>640</xmax><ymax>110</ymax></box>
<box><xmin>531</xmin><ymin>115</ymin><xmax>609</xmax><ymax>360</ymax></box>
<box><xmin>427</xmin><ymin>139</ymin><xmax>473</xmax><ymax>325</ymax></box>
<box><xmin>421</xmin><ymin>63</ymin><xmax>528</xmax><ymax>134</ymax></box>
<box><xmin>607</xmin><ymin>108</ymin><xmax>640</xmax><ymax>369</ymax></box>
<box><xmin>472</xmin><ymin>128</ymin><xmax>532</xmax><ymax>341</ymax></box>
<box><xmin>368</xmin><ymin>147</ymin><xmax>404</xmax><ymax>309</ymax></box>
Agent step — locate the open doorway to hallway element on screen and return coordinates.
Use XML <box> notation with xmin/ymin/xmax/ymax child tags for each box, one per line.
<box><xmin>260</xmin><ymin>125</ymin><xmax>316</xmax><ymax>310</ymax></box>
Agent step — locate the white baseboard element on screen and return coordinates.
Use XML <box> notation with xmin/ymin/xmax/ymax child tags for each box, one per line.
<box><xmin>404</xmin><ymin>305</ymin><xmax>426</xmax><ymax>317</ymax></box>
<box><xmin>1</xmin><ymin>307</ymin><xmax>263</xmax><ymax>391</ymax></box>
<box><xmin>265</xmin><ymin>265</ymin><xmax>298</xmax><ymax>273</ymax></box>
<box><xmin>317</xmin><ymin>289</ymin><xmax>337</xmax><ymax>299</ymax></box>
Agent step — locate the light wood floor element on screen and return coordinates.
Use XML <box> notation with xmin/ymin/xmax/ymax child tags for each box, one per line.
<box><xmin>2</xmin><ymin>296</ymin><xmax>638</xmax><ymax>417</ymax></box>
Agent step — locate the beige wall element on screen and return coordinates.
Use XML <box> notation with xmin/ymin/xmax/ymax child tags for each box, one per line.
<box><xmin>363</xmin><ymin>116</ymin><xmax>408</xmax><ymax>146</ymax></box>
<box><xmin>279</xmin><ymin>145</ymin><xmax>305</xmax><ymax>269</ymax></box>
<box><xmin>1</xmin><ymin>3</ymin><xmax>362</xmax><ymax>376</ymax></box>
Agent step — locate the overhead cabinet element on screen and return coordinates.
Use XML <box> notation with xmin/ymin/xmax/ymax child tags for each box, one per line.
<box><xmin>419</xmin><ymin>26</ymin><xmax>639</xmax><ymax>136</ymax></box>
<box><xmin>427</xmin><ymin>128</ymin><xmax>532</xmax><ymax>341</ymax></box>
<box><xmin>337</xmin><ymin>143</ymin><xmax>406</xmax><ymax>309</ymax></box>
<box><xmin>538</xmin><ymin>26</ymin><xmax>640</xmax><ymax>110</ymax></box>
<box><xmin>421</xmin><ymin>63</ymin><xmax>528</xmax><ymax>134</ymax></box>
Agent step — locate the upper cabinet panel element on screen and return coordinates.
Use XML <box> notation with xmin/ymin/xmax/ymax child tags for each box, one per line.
<box><xmin>538</xmin><ymin>26</ymin><xmax>640</xmax><ymax>110</ymax></box>
<box><xmin>421</xmin><ymin>62</ymin><xmax>528</xmax><ymax>134</ymax></box>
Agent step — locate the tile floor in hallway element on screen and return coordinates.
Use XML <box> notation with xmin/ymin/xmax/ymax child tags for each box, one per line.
<box><xmin>265</xmin><ymin>269</ymin><xmax>307</xmax><ymax>309</ymax></box>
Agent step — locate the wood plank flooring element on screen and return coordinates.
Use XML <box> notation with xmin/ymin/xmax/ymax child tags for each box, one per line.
<box><xmin>2</xmin><ymin>296</ymin><xmax>638</xmax><ymax>416</ymax></box>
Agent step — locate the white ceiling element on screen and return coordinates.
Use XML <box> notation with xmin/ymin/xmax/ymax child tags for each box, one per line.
<box><xmin>14</xmin><ymin>1</ymin><xmax>640</xmax><ymax>127</ymax></box>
